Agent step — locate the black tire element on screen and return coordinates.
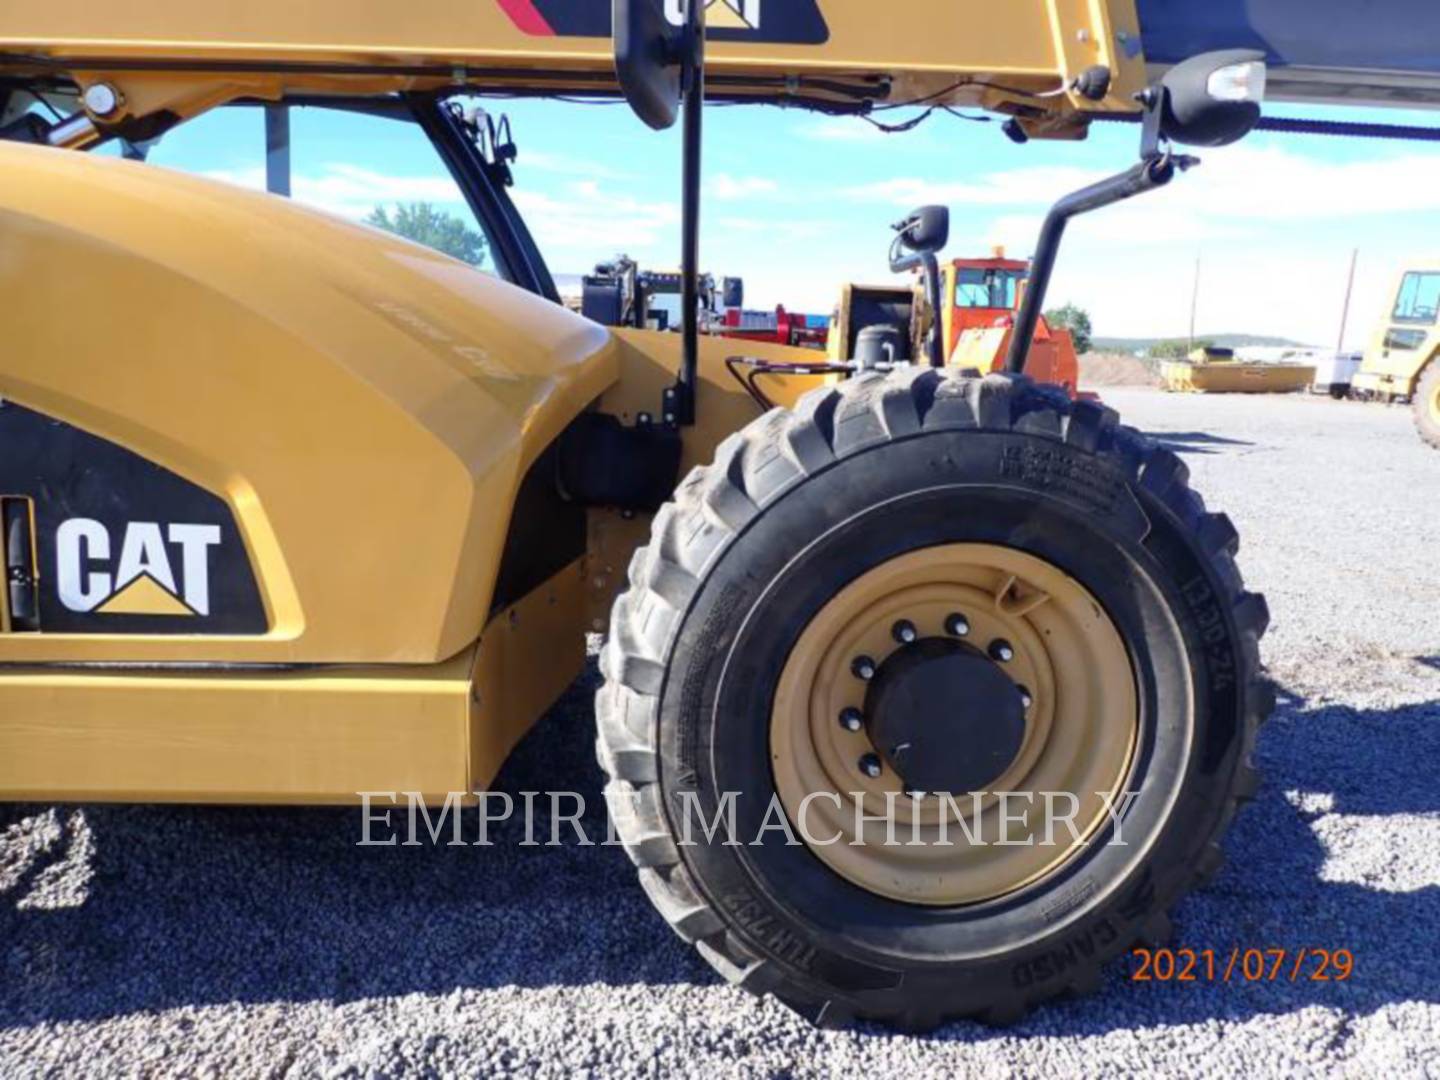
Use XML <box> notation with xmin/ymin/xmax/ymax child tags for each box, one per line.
<box><xmin>1329</xmin><ymin>384</ymin><xmax>1349</xmax><ymax>401</ymax></box>
<box><xmin>1415</xmin><ymin>361</ymin><xmax>1440</xmax><ymax>449</ymax></box>
<box><xmin>597</xmin><ymin>371</ymin><xmax>1271</xmax><ymax>1029</ymax></box>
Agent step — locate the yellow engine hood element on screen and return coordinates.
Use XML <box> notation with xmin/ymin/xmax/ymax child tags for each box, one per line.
<box><xmin>0</xmin><ymin>142</ymin><xmax>618</xmax><ymax>664</ymax></box>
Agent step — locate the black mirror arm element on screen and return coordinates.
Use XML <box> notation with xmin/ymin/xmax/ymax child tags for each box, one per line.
<box><xmin>1003</xmin><ymin>155</ymin><xmax>1179</xmax><ymax>375</ymax></box>
<box><xmin>1139</xmin><ymin>86</ymin><xmax>1166</xmax><ymax>161</ymax></box>
<box><xmin>888</xmin><ymin>240</ymin><xmax>945</xmax><ymax>368</ymax></box>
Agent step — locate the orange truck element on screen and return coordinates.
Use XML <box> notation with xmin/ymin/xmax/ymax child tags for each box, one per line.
<box><xmin>829</xmin><ymin>247</ymin><xmax>1083</xmax><ymax>397</ymax></box>
<box><xmin>943</xmin><ymin>251</ymin><xmax>1083</xmax><ymax>397</ymax></box>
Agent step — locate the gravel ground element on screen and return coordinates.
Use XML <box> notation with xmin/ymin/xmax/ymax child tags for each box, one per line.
<box><xmin>3</xmin><ymin>389</ymin><xmax>1439</xmax><ymax>1078</ymax></box>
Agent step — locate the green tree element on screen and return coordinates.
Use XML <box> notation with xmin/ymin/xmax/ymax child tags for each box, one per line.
<box><xmin>1149</xmin><ymin>338</ymin><xmax>1213</xmax><ymax>359</ymax></box>
<box><xmin>1044</xmin><ymin>303</ymin><xmax>1093</xmax><ymax>354</ymax></box>
<box><xmin>365</xmin><ymin>202</ymin><xmax>488</xmax><ymax>267</ymax></box>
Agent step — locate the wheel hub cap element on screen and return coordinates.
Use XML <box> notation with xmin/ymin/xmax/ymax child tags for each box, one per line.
<box><xmin>864</xmin><ymin>638</ymin><xmax>1025</xmax><ymax>795</ymax></box>
<box><xmin>769</xmin><ymin>543</ymin><xmax>1139</xmax><ymax>906</ymax></box>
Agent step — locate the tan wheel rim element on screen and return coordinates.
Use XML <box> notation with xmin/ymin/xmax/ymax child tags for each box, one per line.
<box><xmin>770</xmin><ymin>543</ymin><xmax>1138</xmax><ymax>906</ymax></box>
<box><xmin>1429</xmin><ymin>380</ymin><xmax>1440</xmax><ymax>424</ymax></box>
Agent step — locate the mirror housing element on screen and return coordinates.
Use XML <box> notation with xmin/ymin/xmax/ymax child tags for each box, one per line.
<box><xmin>1158</xmin><ymin>49</ymin><xmax>1266</xmax><ymax>148</ymax></box>
<box><xmin>614</xmin><ymin>0</ymin><xmax>686</xmax><ymax>131</ymax></box>
<box><xmin>895</xmin><ymin>205</ymin><xmax>950</xmax><ymax>255</ymax></box>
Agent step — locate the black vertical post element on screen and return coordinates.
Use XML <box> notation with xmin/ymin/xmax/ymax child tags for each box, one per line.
<box><xmin>265</xmin><ymin>104</ymin><xmax>291</xmax><ymax>198</ymax></box>
<box><xmin>673</xmin><ymin>0</ymin><xmax>704</xmax><ymax>426</ymax></box>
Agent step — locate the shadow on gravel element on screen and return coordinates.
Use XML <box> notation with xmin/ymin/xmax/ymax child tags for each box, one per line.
<box><xmin>1149</xmin><ymin>430</ymin><xmax>1257</xmax><ymax>457</ymax></box>
<box><xmin>2</xmin><ymin>668</ymin><xmax>1438</xmax><ymax>1037</ymax></box>
<box><xmin>930</xmin><ymin>681</ymin><xmax>1440</xmax><ymax>1041</ymax></box>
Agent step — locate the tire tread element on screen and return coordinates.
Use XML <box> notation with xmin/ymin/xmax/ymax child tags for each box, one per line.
<box><xmin>596</xmin><ymin>369</ymin><xmax>1271</xmax><ymax>1027</ymax></box>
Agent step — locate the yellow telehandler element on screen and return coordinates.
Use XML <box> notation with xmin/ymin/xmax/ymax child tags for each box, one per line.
<box><xmin>1353</xmin><ymin>262</ymin><xmax>1440</xmax><ymax>448</ymax></box>
<box><xmin>2</xmin><ymin>0</ymin><xmax>1425</xmax><ymax>1028</ymax></box>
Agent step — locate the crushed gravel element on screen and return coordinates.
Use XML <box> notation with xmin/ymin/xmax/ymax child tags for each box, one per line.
<box><xmin>3</xmin><ymin>388</ymin><xmax>1439</xmax><ymax>1078</ymax></box>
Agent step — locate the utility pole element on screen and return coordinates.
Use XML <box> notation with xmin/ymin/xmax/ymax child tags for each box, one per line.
<box><xmin>1188</xmin><ymin>253</ymin><xmax>1201</xmax><ymax>353</ymax></box>
<box><xmin>1335</xmin><ymin>248</ymin><xmax>1358</xmax><ymax>355</ymax></box>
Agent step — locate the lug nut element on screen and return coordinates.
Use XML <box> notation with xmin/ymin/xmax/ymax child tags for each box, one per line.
<box><xmin>839</xmin><ymin>707</ymin><xmax>864</xmax><ymax>732</ymax></box>
<box><xmin>945</xmin><ymin>612</ymin><xmax>970</xmax><ymax>637</ymax></box>
<box><xmin>1017</xmin><ymin>685</ymin><xmax>1033</xmax><ymax>709</ymax></box>
<box><xmin>989</xmin><ymin>639</ymin><xmax>1015</xmax><ymax>663</ymax></box>
<box><xmin>859</xmin><ymin>753</ymin><xmax>883</xmax><ymax>779</ymax></box>
<box><xmin>891</xmin><ymin>619</ymin><xmax>918</xmax><ymax>644</ymax></box>
<box><xmin>851</xmin><ymin>655</ymin><xmax>877</xmax><ymax>681</ymax></box>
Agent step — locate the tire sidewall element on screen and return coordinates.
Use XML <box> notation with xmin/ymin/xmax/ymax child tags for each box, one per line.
<box><xmin>655</xmin><ymin>426</ymin><xmax>1249</xmax><ymax>1011</ymax></box>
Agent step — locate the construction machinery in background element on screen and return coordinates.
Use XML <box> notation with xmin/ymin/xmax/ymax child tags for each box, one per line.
<box><xmin>580</xmin><ymin>255</ymin><xmax>828</xmax><ymax>347</ymax></box>
<box><xmin>1161</xmin><ymin>345</ymin><xmax>1317</xmax><ymax>394</ymax></box>
<box><xmin>1354</xmin><ymin>262</ymin><xmax>1440</xmax><ymax>447</ymax></box>
<box><xmin>6</xmin><ymin>0</ymin><xmax>1440</xmax><ymax>1030</ymax></box>
<box><xmin>580</xmin><ymin>255</ymin><xmax>724</xmax><ymax>332</ymax></box>
<box><xmin>719</xmin><ymin>302</ymin><xmax>830</xmax><ymax>350</ymax></box>
<box><xmin>1310</xmin><ymin>352</ymin><xmax>1363</xmax><ymax>399</ymax></box>
<box><xmin>831</xmin><ymin>245</ymin><xmax>1083</xmax><ymax>396</ymax></box>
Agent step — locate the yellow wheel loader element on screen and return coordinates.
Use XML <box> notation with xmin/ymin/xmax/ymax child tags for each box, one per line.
<box><xmin>1</xmin><ymin>0</ymin><xmax>1432</xmax><ymax>1029</ymax></box>
<box><xmin>1354</xmin><ymin>262</ymin><xmax>1440</xmax><ymax>448</ymax></box>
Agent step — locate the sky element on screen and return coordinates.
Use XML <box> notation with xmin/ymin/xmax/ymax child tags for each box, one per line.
<box><xmin>137</xmin><ymin>95</ymin><xmax>1440</xmax><ymax>349</ymax></box>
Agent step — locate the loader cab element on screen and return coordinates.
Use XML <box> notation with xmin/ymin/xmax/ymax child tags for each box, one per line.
<box><xmin>941</xmin><ymin>253</ymin><xmax>1031</xmax><ymax>357</ymax></box>
<box><xmin>1355</xmin><ymin>264</ymin><xmax>1440</xmax><ymax>399</ymax></box>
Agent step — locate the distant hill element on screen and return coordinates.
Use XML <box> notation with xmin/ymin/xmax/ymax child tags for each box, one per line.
<box><xmin>1091</xmin><ymin>333</ymin><xmax>1310</xmax><ymax>355</ymax></box>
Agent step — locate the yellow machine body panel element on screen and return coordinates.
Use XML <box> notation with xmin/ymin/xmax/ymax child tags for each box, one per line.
<box><xmin>826</xmin><ymin>283</ymin><xmax>924</xmax><ymax>364</ymax></box>
<box><xmin>0</xmin><ymin>554</ymin><xmax>588</xmax><ymax>802</ymax></box>
<box><xmin>1</xmin><ymin>0</ymin><xmax>1147</xmax><ymax>139</ymax></box>
<box><xmin>0</xmin><ymin>140</ymin><xmax>616</xmax><ymax>667</ymax></box>
<box><xmin>0</xmin><ymin>141</ymin><xmax>828</xmax><ymax>802</ymax></box>
<box><xmin>1355</xmin><ymin>261</ymin><xmax>1440</xmax><ymax>397</ymax></box>
<box><xmin>0</xmin><ymin>653</ymin><xmax>476</xmax><ymax>804</ymax></box>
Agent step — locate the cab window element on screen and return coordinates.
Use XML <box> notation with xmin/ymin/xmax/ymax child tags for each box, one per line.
<box><xmin>142</xmin><ymin>103</ymin><xmax>502</xmax><ymax>277</ymax></box>
<box><xmin>1391</xmin><ymin>271</ymin><xmax>1440</xmax><ymax>325</ymax></box>
<box><xmin>956</xmin><ymin>268</ymin><xmax>1022</xmax><ymax>309</ymax></box>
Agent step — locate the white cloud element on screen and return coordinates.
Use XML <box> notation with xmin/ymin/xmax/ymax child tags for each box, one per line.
<box><xmin>200</xmin><ymin>163</ymin><xmax>462</xmax><ymax>221</ymax></box>
<box><xmin>521</xmin><ymin>149</ymin><xmax>633</xmax><ymax>181</ymax></box>
<box><xmin>1160</xmin><ymin>143</ymin><xmax>1440</xmax><ymax>221</ymax></box>
<box><xmin>731</xmin><ymin>262</ymin><xmax>868</xmax><ymax>313</ymax></box>
<box><xmin>513</xmin><ymin>181</ymin><xmax>680</xmax><ymax>263</ymax></box>
<box><xmin>199</xmin><ymin>164</ymin><xmax>680</xmax><ymax>267</ymax></box>
<box><xmin>844</xmin><ymin>165</ymin><xmax>1111</xmax><ymax>208</ymax></box>
<box><xmin>193</xmin><ymin>139</ymin><xmax>1440</xmax><ymax>350</ymax></box>
<box><xmin>980</xmin><ymin>214</ymin><xmax>1044</xmax><ymax>256</ymax></box>
<box><xmin>713</xmin><ymin>215</ymin><xmax>826</xmax><ymax>241</ymax></box>
<box><xmin>798</xmin><ymin>116</ymin><xmax>887</xmax><ymax>143</ymax></box>
<box><xmin>1048</xmin><ymin>244</ymin><xmax>1392</xmax><ymax>348</ymax></box>
<box><xmin>838</xmin><ymin>142</ymin><xmax>1440</xmax><ymax>345</ymax></box>
<box><xmin>709</xmin><ymin>173</ymin><xmax>778</xmax><ymax>200</ymax></box>
<box><xmin>844</xmin><ymin>143</ymin><xmax>1440</xmax><ymax>226</ymax></box>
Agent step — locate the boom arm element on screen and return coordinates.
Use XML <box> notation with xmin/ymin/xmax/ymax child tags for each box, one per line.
<box><xmin>0</xmin><ymin>1</ymin><xmax>1152</xmax><ymax>146</ymax></box>
<box><xmin>9</xmin><ymin>1</ymin><xmax>1440</xmax><ymax>150</ymax></box>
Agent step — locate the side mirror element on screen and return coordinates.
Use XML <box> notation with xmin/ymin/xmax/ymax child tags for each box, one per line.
<box><xmin>895</xmin><ymin>205</ymin><xmax>950</xmax><ymax>255</ymax></box>
<box><xmin>1157</xmin><ymin>49</ymin><xmax>1266</xmax><ymax>148</ymax></box>
<box><xmin>614</xmin><ymin>0</ymin><xmax>686</xmax><ymax>131</ymax></box>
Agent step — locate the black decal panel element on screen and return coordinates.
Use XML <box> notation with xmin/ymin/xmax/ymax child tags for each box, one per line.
<box><xmin>506</xmin><ymin>0</ymin><xmax>830</xmax><ymax>45</ymax></box>
<box><xmin>0</xmin><ymin>401</ymin><xmax>268</xmax><ymax>635</ymax></box>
